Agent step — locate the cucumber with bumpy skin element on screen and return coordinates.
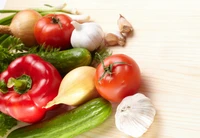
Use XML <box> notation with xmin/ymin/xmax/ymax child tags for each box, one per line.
<box><xmin>38</xmin><ymin>47</ymin><xmax>92</xmax><ymax>75</ymax></box>
<box><xmin>7</xmin><ymin>98</ymin><xmax>112</xmax><ymax>138</ymax></box>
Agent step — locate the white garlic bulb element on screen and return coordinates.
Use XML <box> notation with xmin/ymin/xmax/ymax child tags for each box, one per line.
<box><xmin>115</xmin><ymin>93</ymin><xmax>156</xmax><ymax>138</ymax></box>
<box><xmin>70</xmin><ymin>21</ymin><xmax>104</xmax><ymax>51</ymax></box>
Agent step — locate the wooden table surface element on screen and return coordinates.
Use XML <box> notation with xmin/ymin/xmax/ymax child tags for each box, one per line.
<box><xmin>2</xmin><ymin>0</ymin><xmax>200</xmax><ymax>138</ymax></box>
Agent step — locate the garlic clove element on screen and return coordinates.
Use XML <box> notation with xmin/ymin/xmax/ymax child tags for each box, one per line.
<box><xmin>115</xmin><ymin>93</ymin><xmax>156</xmax><ymax>138</ymax></box>
<box><xmin>104</xmin><ymin>31</ymin><xmax>126</xmax><ymax>46</ymax></box>
<box><xmin>104</xmin><ymin>33</ymin><xmax>119</xmax><ymax>46</ymax></box>
<box><xmin>117</xmin><ymin>14</ymin><xmax>133</xmax><ymax>34</ymax></box>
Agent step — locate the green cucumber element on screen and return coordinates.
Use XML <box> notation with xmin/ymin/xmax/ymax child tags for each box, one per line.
<box><xmin>7</xmin><ymin>98</ymin><xmax>112</xmax><ymax>138</ymax></box>
<box><xmin>37</xmin><ymin>47</ymin><xmax>92</xmax><ymax>75</ymax></box>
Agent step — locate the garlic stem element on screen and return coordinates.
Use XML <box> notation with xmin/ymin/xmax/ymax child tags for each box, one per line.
<box><xmin>39</xmin><ymin>11</ymin><xmax>90</xmax><ymax>23</ymax></box>
<box><xmin>34</xmin><ymin>3</ymin><xmax>78</xmax><ymax>14</ymax></box>
<box><xmin>48</xmin><ymin>2</ymin><xmax>79</xmax><ymax>14</ymax></box>
<box><xmin>44</xmin><ymin>3</ymin><xmax>67</xmax><ymax>10</ymax></box>
<box><xmin>67</xmin><ymin>14</ymin><xmax>90</xmax><ymax>23</ymax></box>
<box><xmin>71</xmin><ymin>21</ymin><xmax>82</xmax><ymax>30</ymax></box>
<box><xmin>62</xmin><ymin>6</ymin><xmax>79</xmax><ymax>15</ymax></box>
<box><xmin>53</xmin><ymin>3</ymin><xmax>67</xmax><ymax>10</ymax></box>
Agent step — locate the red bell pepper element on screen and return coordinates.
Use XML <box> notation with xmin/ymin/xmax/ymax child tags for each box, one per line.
<box><xmin>0</xmin><ymin>54</ymin><xmax>62</xmax><ymax>123</ymax></box>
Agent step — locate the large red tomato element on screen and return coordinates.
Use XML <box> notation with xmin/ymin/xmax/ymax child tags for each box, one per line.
<box><xmin>34</xmin><ymin>14</ymin><xmax>74</xmax><ymax>50</ymax></box>
<box><xmin>94</xmin><ymin>54</ymin><xmax>141</xmax><ymax>103</ymax></box>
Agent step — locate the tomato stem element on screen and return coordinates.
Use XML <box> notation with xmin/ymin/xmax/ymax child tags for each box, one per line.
<box><xmin>96</xmin><ymin>53</ymin><xmax>131</xmax><ymax>82</ymax></box>
<box><xmin>51</xmin><ymin>16</ymin><xmax>62</xmax><ymax>29</ymax></box>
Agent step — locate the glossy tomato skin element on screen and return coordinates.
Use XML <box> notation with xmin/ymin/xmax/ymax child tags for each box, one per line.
<box><xmin>95</xmin><ymin>54</ymin><xmax>141</xmax><ymax>103</ymax></box>
<box><xmin>34</xmin><ymin>14</ymin><xmax>74</xmax><ymax>50</ymax></box>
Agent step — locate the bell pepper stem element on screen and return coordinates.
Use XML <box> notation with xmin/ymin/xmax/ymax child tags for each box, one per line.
<box><xmin>7</xmin><ymin>78</ymin><xmax>27</xmax><ymax>90</ymax></box>
<box><xmin>7</xmin><ymin>75</ymin><xmax>32</xmax><ymax>94</ymax></box>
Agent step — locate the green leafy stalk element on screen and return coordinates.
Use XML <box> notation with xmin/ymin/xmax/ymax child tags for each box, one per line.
<box><xmin>0</xmin><ymin>36</ymin><xmax>27</xmax><ymax>72</ymax></box>
<box><xmin>0</xmin><ymin>35</ymin><xmax>62</xmax><ymax>72</ymax></box>
<box><xmin>0</xmin><ymin>112</ymin><xmax>17</xmax><ymax>137</ymax></box>
<box><xmin>0</xmin><ymin>10</ymin><xmax>20</xmax><ymax>13</ymax></box>
<box><xmin>0</xmin><ymin>80</ymin><xmax>8</xmax><ymax>93</ymax></box>
<box><xmin>0</xmin><ymin>45</ymin><xmax>14</xmax><ymax>72</ymax></box>
<box><xmin>0</xmin><ymin>13</ymin><xmax>16</xmax><ymax>25</ymax></box>
<box><xmin>0</xmin><ymin>3</ymin><xmax>75</xmax><ymax>16</ymax></box>
<box><xmin>90</xmin><ymin>47</ymin><xmax>112</xmax><ymax>67</ymax></box>
<box><xmin>0</xmin><ymin>34</ymin><xmax>10</xmax><ymax>44</ymax></box>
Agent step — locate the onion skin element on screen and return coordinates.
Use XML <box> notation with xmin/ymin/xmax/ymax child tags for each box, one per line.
<box><xmin>45</xmin><ymin>66</ymin><xmax>99</xmax><ymax>107</ymax></box>
<box><xmin>10</xmin><ymin>9</ymin><xmax>42</xmax><ymax>47</ymax></box>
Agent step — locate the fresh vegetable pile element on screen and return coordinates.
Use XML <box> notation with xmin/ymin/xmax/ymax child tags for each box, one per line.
<box><xmin>0</xmin><ymin>3</ymin><xmax>156</xmax><ymax>138</ymax></box>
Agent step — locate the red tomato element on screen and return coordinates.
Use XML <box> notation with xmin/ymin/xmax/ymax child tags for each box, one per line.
<box><xmin>94</xmin><ymin>54</ymin><xmax>141</xmax><ymax>103</ymax></box>
<box><xmin>34</xmin><ymin>14</ymin><xmax>74</xmax><ymax>50</ymax></box>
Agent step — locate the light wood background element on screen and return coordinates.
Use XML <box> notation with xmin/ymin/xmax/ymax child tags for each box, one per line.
<box><xmin>2</xmin><ymin>0</ymin><xmax>200</xmax><ymax>138</ymax></box>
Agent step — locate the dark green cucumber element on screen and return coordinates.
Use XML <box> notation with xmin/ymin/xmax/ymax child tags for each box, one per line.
<box><xmin>37</xmin><ymin>47</ymin><xmax>92</xmax><ymax>74</ymax></box>
<box><xmin>7</xmin><ymin>98</ymin><xmax>112</xmax><ymax>138</ymax></box>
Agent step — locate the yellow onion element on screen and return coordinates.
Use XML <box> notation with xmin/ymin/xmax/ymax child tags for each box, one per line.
<box><xmin>0</xmin><ymin>9</ymin><xmax>42</xmax><ymax>46</ymax></box>
<box><xmin>45</xmin><ymin>66</ymin><xmax>99</xmax><ymax>107</ymax></box>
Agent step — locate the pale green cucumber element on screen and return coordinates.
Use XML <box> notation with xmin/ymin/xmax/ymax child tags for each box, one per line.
<box><xmin>7</xmin><ymin>98</ymin><xmax>112</xmax><ymax>138</ymax></box>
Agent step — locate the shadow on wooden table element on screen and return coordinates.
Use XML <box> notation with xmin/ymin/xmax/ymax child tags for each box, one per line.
<box><xmin>139</xmin><ymin>77</ymin><xmax>161</xmax><ymax>138</ymax></box>
<box><xmin>140</xmin><ymin>113</ymin><xmax>161</xmax><ymax>138</ymax></box>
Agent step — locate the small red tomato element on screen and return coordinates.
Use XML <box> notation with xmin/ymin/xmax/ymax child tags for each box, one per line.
<box><xmin>94</xmin><ymin>54</ymin><xmax>141</xmax><ymax>103</ymax></box>
<box><xmin>34</xmin><ymin>14</ymin><xmax>74</xmax><ymax>50</ymax></box>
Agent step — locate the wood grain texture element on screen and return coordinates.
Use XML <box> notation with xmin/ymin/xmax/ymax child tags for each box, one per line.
<box><xmin>2</xmin><ymin>0</ymin><xmax>200</xmax><ymax>138</ymax></box>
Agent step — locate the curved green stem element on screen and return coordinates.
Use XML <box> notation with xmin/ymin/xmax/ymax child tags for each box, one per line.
<box><xmin>7</xmin><ymin>75</ymin><xmax>32</xmax><ymax>94</ymax></box>
<box><xmin>96</xmin><ymin>53</ymin><xmax>132</xmax><ymax>82</ymax></box>
<box><xmin>0</xmin><ymin>10</ymin><xmax>20</xmax><ymax>13</ymax></box>
<box><xmin>8</xmin><ymin>78</ymin><xmax>27</xmax><ymax>90</ymax></box>
<box><xmin>0</xmin><ymin>13</ymin><xmax>16</xmax><ymax>25</ymax></box>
